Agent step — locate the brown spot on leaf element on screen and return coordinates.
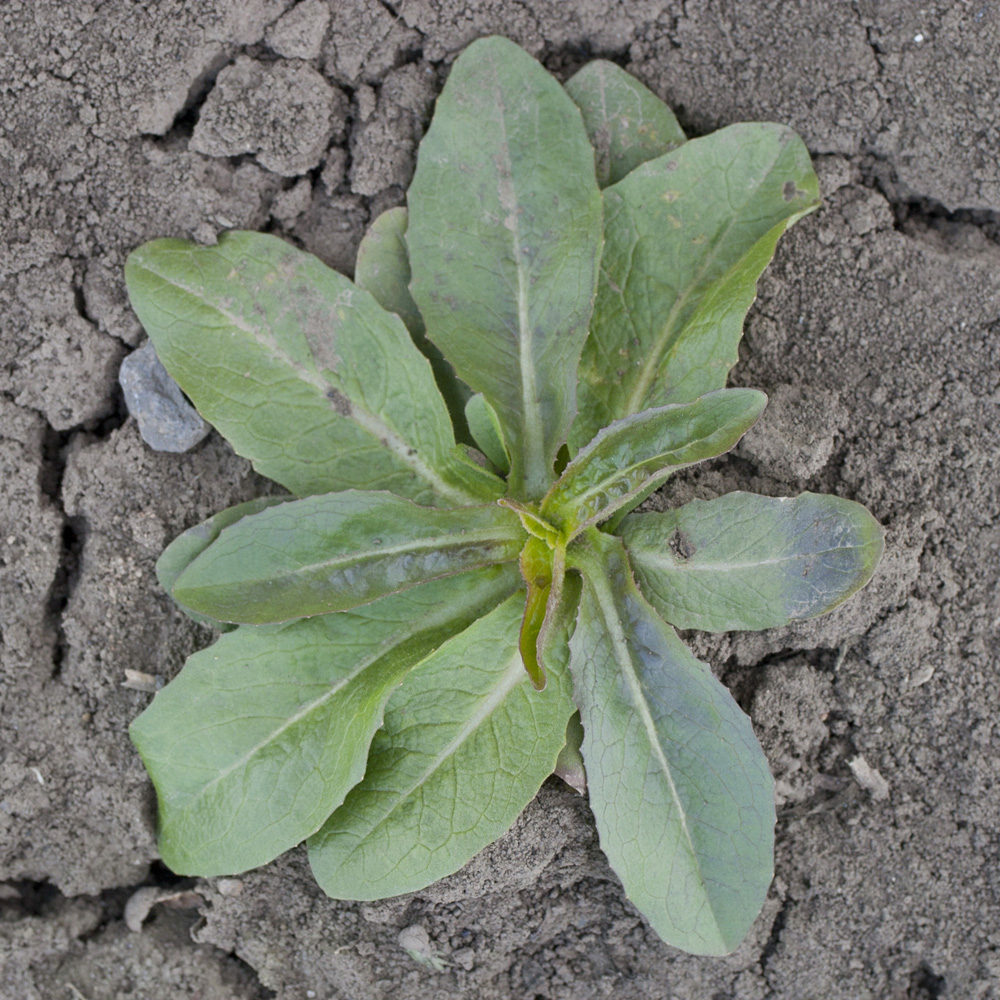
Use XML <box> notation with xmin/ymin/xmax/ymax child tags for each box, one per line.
<box><xmin>783</xmin><ymin>180</ymin><xmax>806</xmax><ymax>202</ymax></box>
<box><xmin>325</xmin><ymin>387</ymin><xmax>352</xmax><ymax>416</ymax></box>
<box><xmin>669</xmin><ymin>529</ymin><xmax>696</xmax><ymax>561</ymax></box>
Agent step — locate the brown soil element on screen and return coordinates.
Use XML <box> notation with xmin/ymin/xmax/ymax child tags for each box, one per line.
<box><xmin>2</xmin><ymin>2</ymin><xmax>998</xmax><ymax>998</ymax></box>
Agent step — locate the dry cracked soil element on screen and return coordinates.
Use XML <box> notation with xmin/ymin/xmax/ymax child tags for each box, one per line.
<box><xmin>1</xmin><ymin>2</ymin><xmax>999</xmax><ymax>998</ymax></box>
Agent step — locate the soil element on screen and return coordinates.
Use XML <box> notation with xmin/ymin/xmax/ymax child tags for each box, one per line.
<box><xmin>1</xmin><ymin>2</ymin><xmax>998</xmax><ymax>998</ymax></box>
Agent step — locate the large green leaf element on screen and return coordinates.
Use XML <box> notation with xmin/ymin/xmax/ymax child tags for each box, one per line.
<box><xmin>621</xmin><ymin>491</ymin><xmax>885</xmax><ymax>632</ymax></box>
<box><xmin>567</xmin><ymin>531</ymin><xmax>774</xmax><ymax>955</ymax></box>
<box><xmin>308</xmin><ymin>593</ymin><xmax>575</xmax><ymax>899</ymax></box>
<box><xmin>130</xmin><ymin>566</ymin><xmax>519</xmax><ymax>876</ymax></box>
<box><xmin>354</xmin><ymin>207</ymin><xmax>472</xmax><ymax>436</ymax></box>
<box><xmin>542</xmin><ymin>389</ymin><xmax>765</xmax><ymax>535</ymax></box>
<box><xmin>125</xmin><ymin>232</ymin><xmax>500</xmax><ymax>505</ymax></box>
<box><xmin>573</xmin><ymin>123</ymin><xmax>819</xmax><ymax>447</ymax></box>
<box><xmin>564</xmin><ymin>59</ymin><xmax>685</xmax><ymax>188</ymax></box>
<box><xmin>171</xmin><ymin>490</ymin><xmax>524</xmax><ymax>624</ymax></box>
<box><xmin>406</xmin><ymin>36</ymin><xmax>603</xmax><ymax>499</ymax></box>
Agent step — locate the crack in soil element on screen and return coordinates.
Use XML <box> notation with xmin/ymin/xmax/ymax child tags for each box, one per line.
<box><xmin>857</xmin><ymin>153</ymin><xmax>1000</xmax><ymax>244</ymax></box>
<box><xmin>39</xmin><ymin>424</ymin><xmax>78</xmax><ymax>680</ymax></box>
<box><xmin>1</xmin><ymin>871</ymin><xmax>275</xmax><ymax>997</ymax></box>
<box><xmin>758</xmin><ymin>890</ymin><xmax>790</xmax><ymax>986</ymax></box>
<box><xmin>143</xmin><ymin>51</ymin><xmax>235</xmax><ymax>144</ymax></box>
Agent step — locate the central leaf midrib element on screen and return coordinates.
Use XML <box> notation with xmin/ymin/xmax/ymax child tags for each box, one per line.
<box><xmin>137</xmin><ymin>259</ymin><xmax>472</xmax><ymax>506</ymax></box>
<box><xmin>291</xmin><ymin>526</ymin><xmax>521</xmax><ymax>579</ymax></box>
<box><xmin>489</xmin><ymin>59</ymin><xmax>545</xmax><ymax>495</ymax></box>
<box><xmin>634</xmin><ymin>544</ymin><xmax>869</xmax><ymax>574</ymax></box>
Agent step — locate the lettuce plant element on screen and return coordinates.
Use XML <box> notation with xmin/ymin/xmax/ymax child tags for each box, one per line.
<box><xmin>125</xmin><ymin>37</ymin><xmax>883</xmax><ymax>956</ymax></box>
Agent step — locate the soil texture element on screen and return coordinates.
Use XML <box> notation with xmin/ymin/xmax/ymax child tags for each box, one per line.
<box><xmin>2</xmin><ymin>2</ymin><xmax>998</xmax><ymax>998</ymax></box>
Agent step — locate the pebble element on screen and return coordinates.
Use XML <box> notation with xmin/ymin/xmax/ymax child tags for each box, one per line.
<box><xmin>119</xmin><ymin>342</ymin><xmax>210</xmax><ymax>453</ymax></box>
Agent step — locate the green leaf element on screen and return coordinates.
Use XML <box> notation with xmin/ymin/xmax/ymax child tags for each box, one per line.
<box><xmin>497</xmin><ymin>498</ymin><xmax>560</xmax><ymax>548</ymax></box>
<box><xmin>465</xmin><ymin>393</ymin><xmax>510</xmax><ymax>475</ymax></box>
<box><xmin>308</xmin><ymin>592</ymin><xmax>576</xmax><ymax>899</ymax></box>
<box><xmin>355</xmin><ymin>207</ymin><xmax>472</xmax><ymax>437</ymax></box>
<box><xmin>564</xmin><ymin>59</ymin><xmax>685</xmax><ymax>188</ymax></box>
<box><xmin>353</xmin><ymin>207</ymin><xmax>425</xmax><ymax>339</ymax></box>
<box><xmin>537</xmin><ymin>548</ymin><xmax>580</xmax><ymax>677</ymax></box>
<box><xmin>542</xmin><ymin>389</ymin><xmax>766</xmax><ymax>535</ymax></box>
<box><xmin>573</xmin><ymin>123</ymin><xmax>820</xmax><ymax>447</ymax></box>
<box><xmin>156</xmin><ymin>496</ymin><xmax>290</xmax><ymax>626</ymax></box>
<box><xmin>125</xmin><ymin>231</ymin><xmax>500</xmax><ymax>505</ymax></box>
<box><xmin>406</xmin><ymin>36</ymin><xmax>604</xmax><ymax>499</ymax></box>
<box><xmin>516</xmin><ymin>535</ymin><xmax>556</xmax><ymax>690</ymax></box>
<box><xmin>129</xmin><ymin>566</ymin><xmax>519</xmax><ymax>876</ymax></box>
<box><xmin>620</xmin><ymin>491</ymin><xmax>885</xmax><ymax>632</ymax></box>
<box><xmin>171</xmin><ymin>490</ymin><xmax>524</xmax><ymax>624</ymax></box>
<box><xmin>567</xmin><ymin>531</ymin><xmax>774</xmax><ymax>955</ymax></box>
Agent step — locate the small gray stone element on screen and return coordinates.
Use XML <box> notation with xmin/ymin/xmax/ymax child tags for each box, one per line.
<box><xmin>118</xmin><ymin>342</ymin><xmax>210</xmax><ymax>453</ymax></box>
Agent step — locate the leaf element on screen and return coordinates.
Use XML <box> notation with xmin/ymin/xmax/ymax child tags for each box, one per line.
<box><xmin>620</xmin><ymin>491</ymin><xmax>885</xmax><ymax>632</ymax></box>
<box><xmin>573</xmin><ymin>123</ymin><xmax>820</xmax><ymax>447</ymax></box>
<box><xmin>129</xmin><ymin>566</ymin><xmax>520</xmax><ymax>876</ymax></box>
<box><xmin>537</xmin><ymin>548</ymin><xmax>580</xmax><ymax>676</ymax></box>
<box><xmin>465</xmin><ymin>393</ymin><xmax>510</xmax><ymax>475</ymax></box>
<box><xmin>497</xmin><ymin>498</ymin><xmax>560</xmax><ymax>548</ymax></box>
<box><xmin>125</xmin><ymin>232</ymin><xmax>500</xmax><ymax>505</ymax></box>
<box><xmin>156</xmin><ymin>496</ymin><xmax>290</xmax><ymax>626</ymax></box>
<box><xmin>406</xmin><ymin>36</ymin><xmax>604</xmax><ymax>499</ymax></box>
<box><xmin>567</xmin><ymin>531</ymin><xmax>774</xmax><ymax>955</ymax></box>
<box><xmin>353</xmin><ymin>207</ymin><xmax>425</xmax><ymax>340</ymax></box>
<box><xmin>553</xmin><ymin>712</ymin><xmax>587</xmax><ymax>794</ymax></box>
<box><xmin>354</xmin><ymin>207</ymin><xmax>472</xmax><ymax>437</ymax></box>
<box><xmin>564</xmin><ymin>59</ymin><xmax>685</xmax><ymax>188</ymax></box>
<box><xmin>171</xmin><ymin>490</ymin><xmax>524</xmax><ymax>624</ymax></box>
<box><xmin>542</xmin><ymin>389</ymin><xmax>766</xmax><ymax>535</ymax></box>
<box><xmin>307</xmin><ymin>593</ymin><xmax>576</xmax><ymax>899</ymax></box>
<box><xmin>517</xmin><ymin>535</ymin><xmax>555</xmax><ymax>690</ymax></box>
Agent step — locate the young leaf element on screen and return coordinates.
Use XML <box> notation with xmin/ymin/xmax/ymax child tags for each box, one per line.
<box><xmin>406</xmin><ymin>35</ymin><xmax>603</xmax><ymax>499</ymax></box>
<box><xmin>171</xmin><ymin>490</ymin><xmax>524</xmax><ymax>624</ymax></box>
<box><xmin>354</xmin><ymin>207</ymin><xmax>472</xmax><ymax>436</ymax></box>
<box><xmin>542</xmin><ymin>389</ymin><xmax>766</xmax><ymax>535</ymax></box>
<box><xmin>567</xmin><ymin>532</ymin><xmax>774</xmax><ymax>955</ymax></box>
<box><xmin>125</xmin><ymin>232</ymin><xmax>500</xmax><ymax>506</ymax></box>
<box><xmin>307</xmin><ymin>593</ymin><xmax>576</xmax><ymax>899</ymax></box>
<box><xmin>353</xmin><ymin>207</ymin><xmax>425</xmax><ymax>340</ymax></box>
<box><xmin>620</xmin><ymin>491</ymin><xmax>885</xmax><ymax>632</ymax></box>
<box><xmin>129</xmin><ymin>566</ymin><xmax>520</xmax><ymax>876</ymax></box>
<box><xmin>465</xmin><ymin>393</ymin><xmax>511</xmax><ymax>475</ymax></box>
<box><xmin>156</xmin><ymin>496</ymin><xmax>290</xmax><ymax>626</ymax></box>
<box><xmin>573</xmin><ymin>123</ymin><xmax>820</xmax><ymax>446</ymax></box>
<box><xmin>537</xmin><ymin>547</ymin><xmax>580</xmax><ymax>678</ymax></box>
<box><xmin>564</xmin><ymin>59</ymin><xmax>685</xmax><ymax>188</ymax></box>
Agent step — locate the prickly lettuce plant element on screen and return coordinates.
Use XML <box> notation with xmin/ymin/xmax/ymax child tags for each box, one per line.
<box><xmin>125</xmin><ymin>37</ymin><xmax>883</xmax><ymax>955</ymax></box>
